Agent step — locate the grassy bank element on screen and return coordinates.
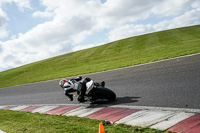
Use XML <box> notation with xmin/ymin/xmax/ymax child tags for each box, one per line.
<box><xmin>0</xmin><ymin>25</ymin><xmax>200</xmax><ymax>88</ymax></box>
<box><xmin>0</xmin><ymin>110</ymin><xmax>168</xmax><ymax>133</ymax></box>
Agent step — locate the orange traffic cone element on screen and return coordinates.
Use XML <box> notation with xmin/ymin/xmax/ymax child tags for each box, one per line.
<box><xmin>99</xmin><ymin>122</ymin><xmax>105</xmax><ymax>133</ymax></box>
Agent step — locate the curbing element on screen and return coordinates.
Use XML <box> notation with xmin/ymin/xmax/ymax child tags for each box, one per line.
<box><xmin>0</xmin><ymin>104</ymin><xmax>200</xmax><ymax>132</ymax></box>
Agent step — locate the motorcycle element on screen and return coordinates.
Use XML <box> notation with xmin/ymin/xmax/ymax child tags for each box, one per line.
<box><xmin>69</xmin><ymin>80</ymin><xmax>116</xmax><ymax>103</ymax></box>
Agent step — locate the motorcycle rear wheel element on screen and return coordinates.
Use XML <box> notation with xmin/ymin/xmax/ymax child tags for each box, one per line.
<box><xmin>94</xmin><ymin>87</ymin><xmax>116</xmax><ymax>101</ymax></box>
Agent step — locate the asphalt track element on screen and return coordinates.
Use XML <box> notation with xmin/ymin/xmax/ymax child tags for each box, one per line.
<box><xmin>0</xmin><ymin>53</ymin><xmax>200</xmax><ymax>109</ymax></box>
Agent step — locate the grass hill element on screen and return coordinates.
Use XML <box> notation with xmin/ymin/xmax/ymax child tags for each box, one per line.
<box><xmin>0</xmin><ymin>25</ymin><xmax>200</xmax><ymax>88</ymax></box>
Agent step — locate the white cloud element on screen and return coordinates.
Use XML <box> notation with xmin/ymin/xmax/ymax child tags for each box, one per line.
<box><xmin>13</xmin><ymin>0</ymin><xmax>31</xmax><ymax>11</ymax></box>
<box><xmin>0</xmin><ymin>0</ymin><xmax>31</xmax><ymax>39</ymax></box>
<box><xmin>32</xmin><ymin>10</ymin><xmax>54</xmax><ymax>18</ymax></box>
<box><xmin>107</xmin><ymin>0</ymin><xmax>200</xmax><ymax>42</ymax></box>
<box><xmin>98</xmin><ymin>0</ymin><xmax>160</xmax><ymax>27</ymax></box>
<box><xmin>154</xmin><ymin>8</ymin><xmax>200</xmax><ymax>30</ymax></box>
<box><xmin>0</xmin><ymin>8</ymin><xmax>9</xmax><ymax>39</ymax></box>
<box><xmin>0</xmin><ymin>0</ymin><xmax>200</xmax><ymax>72</ymax></box>
<box><xmin>0</xmin><ymin>42</ymin><xmax>3</xmax><ymax>53</ymax></box>
<box><xmin>0</xmin><ymin>0</ymin><xmax>31</xmax><ymax>11</ymax></box>
<box><xmin>108</xmin><ymin>7</ymin><xmax>200</xmax><ymax>42</ymax></box>
<box><xmin>0</xmin><ymin>8</ymin><xmax>8</xmax><ymax>25</ymax></box>
<box><xmin>151</xmin><ymin>0</ymin><xmax>194</xmax><ymax>16</ymax></box>
<box><xmin>192</xmin><ymin>0</ymin><xmax>200</xmax><ymax>8</ymax></box>
<box><xmin>0</xmin><ymin>24</ymin><xmax>8</xmax><ymax>39</ymax></box>
<box><xmin>107</xmin><ymin>24</ymin><xmax>154</xmax><ymax>42</ymax></box>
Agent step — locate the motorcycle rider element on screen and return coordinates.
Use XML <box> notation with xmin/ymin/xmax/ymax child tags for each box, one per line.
<box><xmin>59</xmin><ymin>76</ymin><xmax>105</xmax><ymax>102</ymax></box>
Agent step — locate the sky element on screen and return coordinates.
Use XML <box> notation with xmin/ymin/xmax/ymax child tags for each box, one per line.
<box><xmin>0</xmin><ymin>0</ymin><xmax>200</xmax><ymax>72</ymax></box>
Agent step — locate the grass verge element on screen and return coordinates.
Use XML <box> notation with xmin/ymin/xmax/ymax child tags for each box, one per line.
<box><xmin>0</xmin><ymin>25</ymin><xmax>200</xmax><ymax>88</ymax></box>
<box><xmin>0</xmin><ymin>110</ymin><xmax>170</xmax><ymax>133</ymax></box>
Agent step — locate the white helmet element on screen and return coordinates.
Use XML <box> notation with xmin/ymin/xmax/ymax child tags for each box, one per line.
<box><xmin>59</xmin><ymin>78</ymin><xmax>67</xmax><ymax>88</ymax></box>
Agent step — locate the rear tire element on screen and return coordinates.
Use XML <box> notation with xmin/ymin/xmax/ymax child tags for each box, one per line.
<box><xmin>94</xmin><ymin>87</ymin><xmax>116</xmax><ymax>101</ymax></box>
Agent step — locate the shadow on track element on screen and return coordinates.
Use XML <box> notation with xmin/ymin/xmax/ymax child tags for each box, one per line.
<box><xmin>114</xmin><ymin>96</ymin><xmax>140</xmax><ymax>104</ymax></box>
<box><xmin>89</xmin><ymin>96</ymin><xmax>141</xmax><ymax>105</ymax></box>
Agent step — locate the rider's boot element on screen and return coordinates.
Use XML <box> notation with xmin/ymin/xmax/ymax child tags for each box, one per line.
<box><xmin>95</xmin><ymin>81</ymin><xmax>105</xmax><ymax>87</ymax></box>
<box><xmin>68</xmin><ymin>94</ymin><xmax>73</xmax><ymax>101</ymax></box>
<box><xmin>101</xmin><ymin>81</ymin><xmax>105</xmax><ymax>87</ymax></box>
<box><xmin>78</xmin><ymin>95</ymin><xmax>85</xmax><ymax>102</ymax></box>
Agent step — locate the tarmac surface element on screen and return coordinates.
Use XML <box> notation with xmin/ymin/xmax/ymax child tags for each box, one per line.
<box><xmin>0</xmin><ymin>53</ymin><xmax>200</xmax><ymax>109</ymax></box>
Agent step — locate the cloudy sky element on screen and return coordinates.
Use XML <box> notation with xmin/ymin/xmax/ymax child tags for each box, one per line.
<box><xmin>0</xmin><ymin>0</ymin><xmax>200</xmax><ymax>72</ymax></box>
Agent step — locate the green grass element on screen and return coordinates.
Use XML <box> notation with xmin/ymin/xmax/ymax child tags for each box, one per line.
<box><xmin>0</xmin><ymin>25</ymin><xmax>200</xmax><ymax>88</ymax></box>
<box><xmin>0</xmin><ymin>110</ymin><xmax>170</xmax><ymax>133</ymax></box>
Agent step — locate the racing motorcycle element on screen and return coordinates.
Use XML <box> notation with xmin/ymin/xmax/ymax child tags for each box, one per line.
<box><xmin>69</xmin><ymin>80</ymin><xmax>116</xmax><ymax>103</ymax></box>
